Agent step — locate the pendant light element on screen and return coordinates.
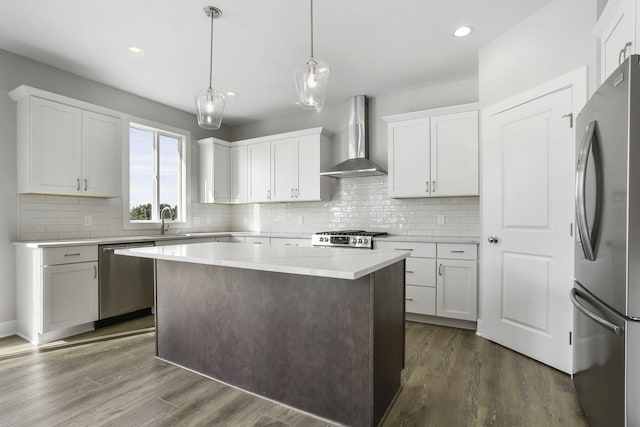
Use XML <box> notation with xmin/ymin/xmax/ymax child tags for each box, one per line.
<box><xmin>294</xmin><ymin>0</ymin><xmax>330</xmax><ymax>110</ymax></box>
<box><xmin>195</xmin><ymin>6</ymin><xmax>225</xmax><ymax>129</ymax></box>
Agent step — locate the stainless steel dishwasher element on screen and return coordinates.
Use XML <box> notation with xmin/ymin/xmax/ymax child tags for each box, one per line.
<box><xmin>98</xmin><ymin>242</ymin><xmax>155</xmax><ymax>320</ymax></box>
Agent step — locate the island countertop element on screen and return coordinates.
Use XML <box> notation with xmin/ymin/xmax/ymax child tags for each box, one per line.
<box><xmin>115</xmin><ymin>241</ymin><xmax>409</xmax><ymax>280</ymax></box>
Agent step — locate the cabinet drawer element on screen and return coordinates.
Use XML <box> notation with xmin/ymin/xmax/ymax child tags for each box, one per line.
<box><xmin>405</xmin><ymin>285</ymin><xmax>436</xmax><ymax>316</ymax></box>
<box><xmin>437</xmin><ymin>243</ymin><xmax>477</xmax><ymax>260</ymax></box>
<box><xmin>405</xmin><ymin>257</ymin><xmax>436</xmax><ymax>287</ymax></box>
<box><xmin>244</xmin><ymin>237</ymin><xmax>270</xmax><ymax>245</ymax></box>
<box><xmin>43</xmin><ymin>245</ymin><xmax>98</xmax><ymax>265</ymax></box>
<box><xmin>374</xmin><ymin>241</ymin><xmax>436</xmax><ymax>258</ymax></box>
<box><xmin>270</xmin><ymin>237</ymin><xmax>312</xmax><ymax>247</ymax></box>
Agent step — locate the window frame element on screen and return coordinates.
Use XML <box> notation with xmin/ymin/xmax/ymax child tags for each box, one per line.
<box><xmin>122</xmin><ymin>116</ymin><xmax>191</xmax><ymax>230</ymax></box>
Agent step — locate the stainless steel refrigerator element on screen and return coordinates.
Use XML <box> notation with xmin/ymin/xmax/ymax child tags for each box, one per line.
<box><xmin>572</xmin><ymin>55</ymin><xmax>640</xmax><ymax>426</ymax></box>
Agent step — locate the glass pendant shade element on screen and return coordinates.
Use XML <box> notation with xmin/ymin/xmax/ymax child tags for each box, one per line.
<box><xmin>294</xmin><ymin>58</ymin><xmax>330</xmax><ymax>110</ymax></box>
<box><xmin>195</xmin><ymin>87</ymin><xmax>225</xmax><ymax>129</ymax></box>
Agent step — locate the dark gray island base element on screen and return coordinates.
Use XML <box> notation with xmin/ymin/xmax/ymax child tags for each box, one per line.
<box><xmin>155</xmin><ymin>259</ymin><xmax>405</xmax><ymax>427</ymax></box>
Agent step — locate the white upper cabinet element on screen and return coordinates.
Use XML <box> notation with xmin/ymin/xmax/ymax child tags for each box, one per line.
<box><xmin>201</xmin><ymin>128</ymin><xmax>330</xmax><ymax>205</ymax></box>
<box><xmin>10</xmin><ymin>85</ymin><xmax>122</xmax><ymax>198</ymax></box>
<box><xmin>198</xmin><ymin>138</ymin><xmax>230</xmax><ymax>203</ymax></box>
<box><xmin>384</xmin><ymin>104</ymin><xmax>479</xmax><ymax>199</ymax></box>
<box><xmin>430</xmin><ymin>111</ymin><xmax>479</xmax><ymax>196</ymax></box>
<box><xmin>296</xmin><ymin>134</ymin><xmax>325</xmax><ymax>201</ymax></box>
<box><xmin>387</xmin><ymin>118</ymin><xmax>431</xmax><ymax>197</ymax></box>
<box><xmin>230</xmin><ymin>145</ymin><xmax>248</xmax><ymax>203</ymax></box>
<box><xmin>28</xmin><ymin>97</ymin><xmax>83</xmax><ymax>195</ymax></box>
<box><xmin>244</xmin><ymin>128</ymin><xmax>331</xmax><ymax>204</ymax></box>
<box><xmin>82</xmin><ymin>110</ymin><xmax>122</xmax><ymax>197</ymax></box>
<box><xmin>271</xmin><ymin>138</ymin><xmax>297</xmax><ymax>201</ymax></box>
<box><xmin>594</xmin><ymin>0</ymin><xmax>637</xmax><ymax>82</ymax></box>
<box><xmin>248</xmin><ymin>141</ymin><xmax>272</xmax><ymax>202</ymax></box>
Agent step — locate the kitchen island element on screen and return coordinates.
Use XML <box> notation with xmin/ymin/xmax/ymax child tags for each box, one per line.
<box><xmin>115</xmin><ymin>242</ymin><xmax>408</xmax><ymax>427</ymax></box>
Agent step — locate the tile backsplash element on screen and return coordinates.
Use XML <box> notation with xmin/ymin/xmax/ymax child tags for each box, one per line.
<box><xmin>19</xmin><ymin>195</ymin><xmax>230</xmax><ymax>241</ymax></box>
<box><xmin>19</xmin><ymin>176</ymin><xmax>479</xmax><ymax>240</ymax></box>
<box><xmin>231</xmin><ymin>176</ymin><xmax>479</xmax><ymax>237</ymax></box>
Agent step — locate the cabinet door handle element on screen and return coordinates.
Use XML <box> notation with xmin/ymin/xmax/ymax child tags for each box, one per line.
<box><xmin>64</xmin><ymin>253</ymin><xmax>81</xmax><ymax>257</ymax></box>
<box><xmin>267</xmin><ymin>190</ymin><xmax>271</xmax><ymax>200</ymax></box>
<box><xmin>76</xmin><ymin>178</ymin><xmax>80</xmax><ymax>191</ymax></box>
<box><xmin>438</xmin><ymin>264</ymin><xmax>444</xmax><ymax>276</ymax></box>
<box><xmin>253</xmin><ymin>241</ymin><xmax>262</xmax><ymax>245</ymax></box>
<box><xmin>426</xmin><ymin>181</ymin><xmax>430</xmax><ymax>193</ymax></box>
<box><xmin>394</xmin><ymin>248</ymin><xmax>414</xmax><ymax>251</ymax></box>
<box><xmin>406</xmin><ymin>270</ymin><xmax>415</xmax><ymax>274</ymax></box>
<box><xmin>432</xmin><ymin>180</ymin><xmax>437</xmax><ymax>192</ymax></box>
<box><xmin>295</xmin><ymin>188</ymin><xmax>299</xmax><ymax>198</ymax></box>
<box><xmin>84</xmin><ymin>179</ymin><xmax>88</xmax><ymax>191</ymax></box>
<box><xmin>405</xmin><ymin>298</ymin><xmax>414</xmax><ymax>301</ymax></box>
<box><xmin>451</xmin><ymin>250</ymin><xmax>465</xmax><ymax>253</ymax></box>
<box><xmin>94</xmin><ymin>266</ymin><xmax>98</xmax><ymax>278</ymax></box>
<box><xmin>291</xmin><ymin>189</ymin><xmax>294</xmax><ymax>198</ymax></box>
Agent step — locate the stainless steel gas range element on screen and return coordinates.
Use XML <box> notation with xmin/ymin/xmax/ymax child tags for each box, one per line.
<box><xmin>311</xmin><ymin>230</ymin><xmax>387</xmax><ymax>249</ymax></box>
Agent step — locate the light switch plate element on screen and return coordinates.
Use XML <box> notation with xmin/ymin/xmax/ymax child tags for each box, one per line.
<box><xmin>437</xmin><ymin>214</ymin><xmax>445</xmax><ymax>225</ymax></box>
<box><xmin>84</xmin><ymin>215</ymin><xmax>92</xmax><ymax>226</ymax></box>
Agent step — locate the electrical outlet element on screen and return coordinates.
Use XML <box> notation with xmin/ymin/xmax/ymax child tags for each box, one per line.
<box><xmin>206</xmin><ymin>216</ymin><xmax>211</xmax><ymax>225</ymax></box>
<box><xmin>298</xmin><ymin>216</ymin><xmax>304</xmax><ymax>224</ymax></box>
<box><xmin>84</xmin><ymin>215</ymin><xmax>92</xmax><ymax>226</ymax></box>
<box><xmin>193</xmin><ymin>216</ymin><xmax>201</xmax><ymax>225</ymax></box>
<box><xmin>437</xmin><ymin>214</ymin><xmax>445</xmax><ymax>225</ymax></box>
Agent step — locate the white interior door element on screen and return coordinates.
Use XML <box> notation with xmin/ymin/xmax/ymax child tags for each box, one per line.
<box><xmin>480</xmin><ymin>77</ymin><xmax>581</xmax><ymax>374</ymax></box>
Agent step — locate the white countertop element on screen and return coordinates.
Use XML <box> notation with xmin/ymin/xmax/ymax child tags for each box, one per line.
<box><xmin>13</xmin><ymin>231</ymin><xmax>480</xmax><ymax>248</ymax></box>
<box><xmin>115</xmin><ymin>242</ymin><xmax>409</xmax><ymax>280</ymax></box>
<box><xmin>374</xmin><ymin>235</ymin><xmax>480</xmax><ymax>244</ymax></box>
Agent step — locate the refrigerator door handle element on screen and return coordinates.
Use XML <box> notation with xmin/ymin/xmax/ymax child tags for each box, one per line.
<box><xmin>575</xmin><ymin>120</ymin><xmax>600</xmax><ymax>261</ymax></box>
<box><xmin>570</xmin><ymin>288</ymin><xmax>623</xmax><ymax>336</ymax></box>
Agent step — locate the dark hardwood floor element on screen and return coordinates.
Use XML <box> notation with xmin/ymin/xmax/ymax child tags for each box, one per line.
<box><xmin>0</xmin><ymin>321</ymin><xmax>588</xmax><ymax>426</ymax></box>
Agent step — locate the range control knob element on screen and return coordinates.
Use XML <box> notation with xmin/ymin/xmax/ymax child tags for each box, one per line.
<box><xmin>358</xmin><ymin>239</ymin><xmax>363</xmax><ymax>243</ymax></box>
<box><xmin>363</xmin><ymin>239</ymin><xmax>368</xmax><ymax>244</ymax></box>
<box><xmin>351</xmin><ymin>238</ymin><xmax>357</xmax><ymax>244</ymax></box>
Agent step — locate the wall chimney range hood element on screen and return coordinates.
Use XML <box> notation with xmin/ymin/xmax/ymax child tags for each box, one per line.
<box><xmin>320</xmin><ymin>95</ymin><xmax>386</xmax><ymax>178</ymax></box>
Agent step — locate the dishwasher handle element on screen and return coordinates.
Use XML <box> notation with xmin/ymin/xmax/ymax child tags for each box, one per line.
<box><xmin>100</xmin><ymin>243</ymin><xmax>155</xmax><ymax>252</ymax></box>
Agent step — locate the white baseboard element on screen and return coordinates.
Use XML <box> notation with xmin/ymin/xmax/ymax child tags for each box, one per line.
<box><xmin>0</xmin><ymin>320</ymin><xmax>17</xmax><ymax>338</ymax></box>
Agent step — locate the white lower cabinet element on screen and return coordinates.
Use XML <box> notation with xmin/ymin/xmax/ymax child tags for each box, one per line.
<box><xmin>374</xmin><ymin>240</ymin><xmax>478</xmax><ymax>324</ymax></box>
<box><xmin>405</xmin><ymin>285</ymin><xmax>436</xmax><ymax>316</ymax></box>
<box><xmin>16</xmin><ymin>244</ymin><xmax>99</xmax><ymax>344</ymax></box>
<box><xmin>42</xmin><ymin>262</ymin><xmax>98</xmax><ymax>333</ymax></box>
<box><xmin>436</xmin><ymin>259</ymin><xmax>478</xmax><ymax>321</ymax></box>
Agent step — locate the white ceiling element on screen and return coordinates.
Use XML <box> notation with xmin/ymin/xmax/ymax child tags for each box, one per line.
<box><xmin>0</xmin><ymin>0</ymin><xmax>551</xmax><ymax>126</ymax></box>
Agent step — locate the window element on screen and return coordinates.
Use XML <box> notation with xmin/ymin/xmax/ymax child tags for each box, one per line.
<box><xmin>126</xmin><ymin>121</ymin><xmax>189</xmax><ymax>227</ymax></box>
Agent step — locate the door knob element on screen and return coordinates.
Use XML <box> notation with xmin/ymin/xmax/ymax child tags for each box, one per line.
<box><xmin>488</xmin><ymin>236</ymin><xmax>499</xmax><ymax>244</ymax></box>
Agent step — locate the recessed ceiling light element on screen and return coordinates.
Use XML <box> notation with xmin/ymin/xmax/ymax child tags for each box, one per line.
<box><xmin>225</xmin><ymin>91</ymin><xmax>238</xmax><ymax>98</ymax></box>
<box><xmin>454</xmin><ymin>26</ymin><xmax>472</xmax><ymax>38</ymax></box>
<box><xmin>128</xmin><ymin>46</ymin><xmax>144</xmax><ymax>55</ymax></box>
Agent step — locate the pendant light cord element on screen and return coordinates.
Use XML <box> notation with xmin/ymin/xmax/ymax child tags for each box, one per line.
<box><xmin>310</xmin><ymin>0</ymin><xmax>314</xmax><ymax>59</ymax></box>
<box><xmin>208</xmin><ymin>10</ymin><xmax>214</xmax><ymax>89</ymax></box>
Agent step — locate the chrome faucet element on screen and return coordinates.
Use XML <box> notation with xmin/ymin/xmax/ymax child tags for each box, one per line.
<box><xmin>160</xmin><ymin>206</ymin><xmax>173</xmax><ymax>235</ymax></box>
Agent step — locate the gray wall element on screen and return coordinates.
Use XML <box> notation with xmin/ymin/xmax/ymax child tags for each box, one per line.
<box><xmin>0</xmin><ymin>48</ymin><xmax>230</xmax><ymax>330</ymax></box>
<box><xmin>479</xmin><ymin>0</ymin><xmax>597</xmax><ymax>107</ymax></box>
<box><xmin>230</xmin><ymin>78</ymin><xmax>479</xmax><ymax>170</ymax></box>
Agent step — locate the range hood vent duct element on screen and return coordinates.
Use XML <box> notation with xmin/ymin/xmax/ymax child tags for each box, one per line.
<box><xmin>320</xmin><ymin>95</ymin><xmax>386</xmax><ymax>178</ymax></box>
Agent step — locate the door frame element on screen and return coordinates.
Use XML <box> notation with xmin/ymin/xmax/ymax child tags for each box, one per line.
<box><xmin>477</xmin><ymin>66</ymin><xmax>588</xmax><ymax>373</ymax></box>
